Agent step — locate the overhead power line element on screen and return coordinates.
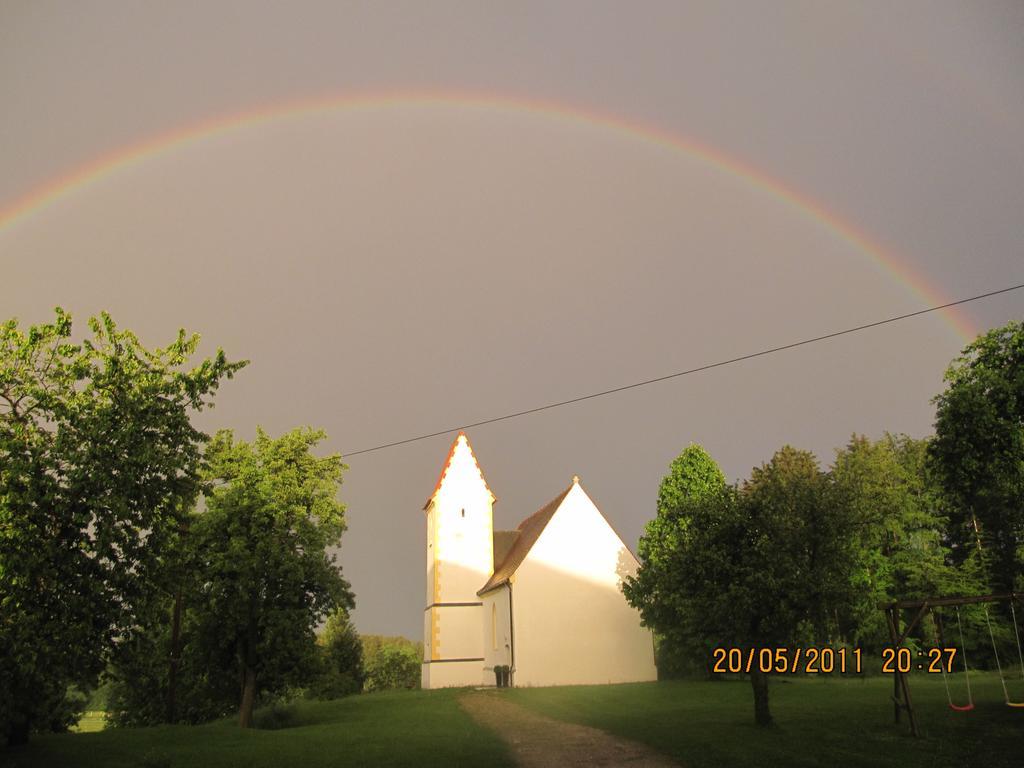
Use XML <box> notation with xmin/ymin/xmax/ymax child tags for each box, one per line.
<box><xmin>344</xmin><ymin>282</ymin><xmax>1024</xmax><ymax>458</ymax></box>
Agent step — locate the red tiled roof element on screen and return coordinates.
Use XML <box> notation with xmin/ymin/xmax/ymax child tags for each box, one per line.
<box><xmin>422</xmin><ymin>432</ymin><xmax>496</xmax><ymax>511</ymax></box>
<box><xmin>477</xmin><ymin>482</ymin><xmax>574</xmax><ymax>595</ymax></box>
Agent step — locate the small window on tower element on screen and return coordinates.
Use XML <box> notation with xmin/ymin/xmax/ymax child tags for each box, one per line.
<box><xmin>461</xmin><ymin>508</ymin><xmax>465</xmax><ymax>518</ymax></box>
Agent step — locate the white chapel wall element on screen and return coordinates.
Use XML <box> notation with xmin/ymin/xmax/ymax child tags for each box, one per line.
<box><xmin>421</xmin><ymin>659</ymin><xmax>483</xmax><ymax>688</ymax></box>
<box><xmin>481</xmin><ymin>587</ymin><xmax>512</xmax><ymax>683</ymax></box>
<box><xmin>511</xmin><ymin>484</ymin><xmax>657</xmax><ymax>687</ymax></box>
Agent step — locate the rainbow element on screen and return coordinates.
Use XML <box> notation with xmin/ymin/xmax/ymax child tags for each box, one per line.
<box><xmin>0</xmin><ymin>88</ymin><xmax>974</xmax><ymax>340</ymax></box>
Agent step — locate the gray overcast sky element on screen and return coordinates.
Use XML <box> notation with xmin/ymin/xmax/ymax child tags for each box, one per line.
<box><xmin>2</xmin><ymin>2</ymin><xmax>1022</xmax><ymax>638</ymax></box>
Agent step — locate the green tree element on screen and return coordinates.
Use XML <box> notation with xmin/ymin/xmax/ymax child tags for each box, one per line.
<box><xmin>628</xmin><ymin>446</ymin><xmax>861</xmax><ymax>726</ymax></box>
<box><xmin>656</xmin><ymin>444</ymin><xmax>728</xmax><ymax>518</ymax></box>
<box><xmin>310</xmin><ymin>608</ymin><xmax>364</xmax><ymax>699</ymax></box>
<box><xmin>625</xmin><ymin>444</ymin><xmax>726</xmax><ymax>676</ymax></box>
<box><xmin>830</xmin><ymin>434</ymin><xmax>975</xmax><ymax>648</ymax></box>
<box><xmin>930</xmin><ymin>321</ymin><xmax>1024</xmax><ymax>594</ymax></box>
<box><xmin>732</xmin><ymin>446</ymin><xmax>861</xmax><ymax>725</ymax></box>
<box><xmin>105</xmin><ymin>590</ymin><xmax>239</xmax><ymax>726</ymax></box>
<box><xmin>360</xmin><ymin>634</ymin><xmax>422</xmax><ymax>664</ymax></box>
<box><xmin>740</xmin><ymin>446</ymin><xmax>859</xmax><ymax>642</ymax></box>
<box><xmin>191</xmin><ymin>427</ymin><xmax>353</xmax><ymax>728</ymax></box>
<box><xmin>0</xmin><ymin>309</ymin><xmax>243</xmax><ymax>745</ymax></box>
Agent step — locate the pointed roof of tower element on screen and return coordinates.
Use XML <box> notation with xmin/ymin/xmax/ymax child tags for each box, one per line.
<box><xmin>423</xmin><ymin>431</ymin><xmax>496</xmax><ymax>510</ymax></box>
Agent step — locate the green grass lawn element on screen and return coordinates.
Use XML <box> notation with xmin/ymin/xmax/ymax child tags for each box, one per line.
<box><xmin>0</xmin><ymin>690</ymin><xmax>514</xmax><ymax>768</ymax></box>
<box><xmin>4</xmin><ymin>674</ymin><xmax>1020</xmax><ymax>767</ymax></box>
<box><xmin>506</xmin><ymin>672</ymin><xmax>1023</xmax><ymax>768</ymax></box>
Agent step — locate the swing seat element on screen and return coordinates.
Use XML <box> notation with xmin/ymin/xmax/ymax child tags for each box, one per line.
<box><xmin>1005</xmin><ymin>701</ymin><xmax>1024</xmax><ymax>708</ymax></box>
<box><xmin>948</xmin><ymin>702</ymin><xmax>974</xmax><ymax>712</ymax></box>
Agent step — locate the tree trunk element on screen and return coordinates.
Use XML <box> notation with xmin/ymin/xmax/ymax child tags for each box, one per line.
<box><xmin>166</xmin><ymin>589</ymin><xmax>183</xmax><ymax>723</ymax></box>
<box><xmin>750</xmin><ymin>665</ymin><xmax>773</xmax><ymax>727</ymax></box>
<box><xmin>238</xmin><ymin>611</ymin><xmax>259</xmax><ymax>728</ymax></box>
<box><xmin>239</xmin><ymin>664</ymin><xmax>257</xmax><ymax>728</ymax></box>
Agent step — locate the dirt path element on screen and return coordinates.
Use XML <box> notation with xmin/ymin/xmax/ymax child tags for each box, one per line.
<box><xmin>458</xmin><ymin>691</ymin><xmax>680</xmax><ymax>768</ymax></box>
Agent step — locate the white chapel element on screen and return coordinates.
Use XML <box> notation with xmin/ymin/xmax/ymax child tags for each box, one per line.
<box><xmin>421</xmin><ymin>432</ymin><xmax>657</xmax><ymax>688</ymax></box>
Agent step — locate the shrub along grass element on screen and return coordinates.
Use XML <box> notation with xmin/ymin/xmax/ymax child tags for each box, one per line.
<box><xmin>0</xmin><ymin>690</ymin><xmax>513</xmax><ymax>768</ymax></box>
<box><xmin>506</xmin><ymin>672</ymin><xmax>1022</xmax><ymax>768</ymax></box>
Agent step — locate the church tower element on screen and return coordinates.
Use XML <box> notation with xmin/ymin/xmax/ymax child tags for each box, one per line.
<box><xmin>421</xmin><ymin>432</ymin><xmax>495</xmax><ymax>688</ymax></box>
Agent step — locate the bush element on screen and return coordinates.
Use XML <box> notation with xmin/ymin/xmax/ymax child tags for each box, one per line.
<box><xmin>364</xmin><ymin>643</ymin><xmax>420</xmax><ymax>692</ymax></box>
<box><xmin>653</xmin><ymin>635</ymin><xmax>704</xmax><ymax>679</ymax></box>
<box><xmin>252</xmin><ymin>702</ymin><xmax>299</xmax><ymax>730</ymax></box>
<box><xmin>308</xmin><ymin>669</ymin><xmax>362</xmax><ymax>700</ymax></box>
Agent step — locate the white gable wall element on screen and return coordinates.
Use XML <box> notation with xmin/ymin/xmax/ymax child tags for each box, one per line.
<box><xmin>511</xmin><ymin>483</ymin><xmax>657</xmax><ymax>687</ymax></box>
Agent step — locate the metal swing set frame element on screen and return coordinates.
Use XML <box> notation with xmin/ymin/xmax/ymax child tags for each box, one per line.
<box><xmin>881</xmin><ymin>591</ymin><xmax>1024</xmax><ymax>737</ymax></box>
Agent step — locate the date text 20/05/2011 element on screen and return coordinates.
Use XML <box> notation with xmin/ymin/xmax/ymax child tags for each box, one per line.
<box><xmin>710</xmin><ymin>647</ymin><xmax>960</xmax><ymax>675</ymax></box>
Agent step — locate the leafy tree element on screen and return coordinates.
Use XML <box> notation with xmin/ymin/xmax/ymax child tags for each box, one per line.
<box><xmin>105</xmin><ymin>510</ymin><xmax>242</xmax><ymax>727</ymax></box>
<box><xmin>625</xmin><ymin>445</ymin><xmax>726</xmax><ymax>676</ymax></box>
<box><xmin>656</xmin><ymin>444</ymin><xmax>728</xmax><ymax>517</ymax></box>
<box><xmin>360</xmin><ymin>634</ymin><xmax>422</xmax><ymax>664</ymax></box>
<box><xmin>830</xmin><ymin>434</ymin><xmax>976</xmax><ymax>649</ymax></box>
<box><xmin>628</xmin><ymin>446</ymin><xmax>861</xmax><ymax>726</ymax></box>
<box><xmin>732</xmin><ymin>447</ymin><xmax>861</xmax><ymax>725</ymax></box>
<box><xmin>930</xmin><ymin>321</ymin><xmax>1024</xmax><ymax>594</ymax></box>
<box><xmin>105</xmin><ymin>593</ymin><xmax>238</xmax><ymax>726</ymax></box>
<box><xmin>191</xmin><ymin>427</ymin><xmax>353</xmax><ymax>727</ymax></box>
<box><xmin>740</xmin><ymin>446</ymin><xmax>859</xmax><ymax>641</ymax></box>
<box><xmin>310</xmin><ymin>608</ymin><xmax>364</xmax><ymax>699</ymax></box>
<box><xmin>0</xmin><ymin>309</ymin><xmax>243</xmax><ymax>745</ymax></box>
